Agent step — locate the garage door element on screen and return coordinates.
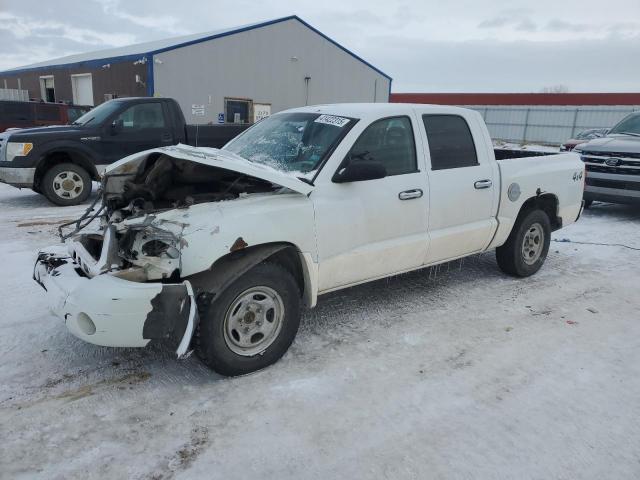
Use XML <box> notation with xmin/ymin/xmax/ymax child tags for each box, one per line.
<box><xmin>71</xmin><ymin>74</ymin><xmax>94</xmax><ymax>106</ymax></box>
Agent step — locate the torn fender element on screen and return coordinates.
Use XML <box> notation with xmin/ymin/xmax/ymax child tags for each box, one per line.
<box><xmin>34</xmin><ymin>248</ymin><xmax>198</xmax><ymax>356</ymax></box>
<box><xmin>143</xmin><ymin>282</ymin><xmax>198</xmax><ymax>357</ymax></box>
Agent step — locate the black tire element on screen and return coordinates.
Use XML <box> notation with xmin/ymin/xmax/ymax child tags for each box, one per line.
<box><xmin>583</xmin><ymin>199</ymin><xmax>593</xmax><ymax>209</ymax></box>
<box><xmin>195</xmin><ymin>262</ymin><xmax>301</xmax><ymax>376</ymax></box>
<box><xmin>42</xmin><ymin>163</ymin><xmax>92</xmax><ymax>206</ymax></box>
<box><xmin>496</xmin><ymin>209</ymin><xmax>551</xmax><ymax>277</ymax></box>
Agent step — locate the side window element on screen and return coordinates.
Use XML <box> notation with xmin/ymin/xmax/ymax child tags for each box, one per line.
<box><xmin>347</xmin><ymin>116</ymin><xmax>417</xmax><ymax>176</ymax></box>
<box><xmin>67</xmin><ymin>107</ymin><xmax>87</xmax><ymax>123</ymax></box>
<box><xmin>422</xmin><ymin>115</ymin><xmax>478</xmax><ymax>170</ymax></box>
<box><xmin>1</xmin><ymin>102</ymin><xmax>33</xmax><ymax>122</ymax></box>
<box><xmin>36</xmin><ymin>104</ymin><xmax>61</xmax><ymax>122</ymax></box>
<box><xmin>115</xmin><ymin>103</ymin><xmax>165</xmax><ymax>129</ymax></box>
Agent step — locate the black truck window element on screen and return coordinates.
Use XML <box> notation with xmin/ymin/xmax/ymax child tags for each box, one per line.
<box><xmin>422</xmin><ymin>115</ymin><xmax>479</xmax><ymax>170</ymax></box>
<box><xmin>116</xmin><ymin>103</ymin><xmax>166</xmax><ymax>129</ymax></box>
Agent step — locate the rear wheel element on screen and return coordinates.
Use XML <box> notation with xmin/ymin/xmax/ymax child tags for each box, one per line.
<box><xmin>195</xmin><ymin>262</ymin><xmax>301</xmax><ymax>376</ymax></box>
<box><xmin>496</xmin><ymin>209</ymin><xmax>551</xmax><ymax>277</ymax></box>
<box><xmin>42</xmin><ymin>163</ymin><xmax>92</xmax><ymax>206</ymax></box>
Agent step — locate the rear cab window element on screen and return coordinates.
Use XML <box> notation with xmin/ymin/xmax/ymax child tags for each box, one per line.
<box><xmin>422</xmin><ymin>115</ymin><xmax>478</xmax><ymax>170</ymax></box>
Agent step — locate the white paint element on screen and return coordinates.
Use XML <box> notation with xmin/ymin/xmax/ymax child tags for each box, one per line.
<box><xmin>37</xmin><ymin>103</ymin><xmax>583</xmax><ymax>351</ymax></box>
<box><xmin>191</xmin><ymin>104</ymin><xmax>205</xmax><ymax>116</ymax></box>
<box><xmin>253</xmin><ymin>103</ymin><xmax>271</xmax><ymax>122</ymax></box>
<box><xmin>70</xmin><ymin>73</ymin><xmax>94</xmax><ymax>106</ymax></box>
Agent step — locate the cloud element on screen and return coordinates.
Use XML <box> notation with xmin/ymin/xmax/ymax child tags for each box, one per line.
<box><xmin>479</xmin><ymin>17</ymin><xmax>510</xmax><ymax>29</ymax></box>
<box><xmin>0</xmin><ymin>0</ymin><xmax>639</xmax><ymax>92</ymax></box>
<box><xmin>0</xmin><ymin>12</ymin><xmax>136</xmax><ymax>46</ymax></box>
<box><xmin>478</xmin><ymin>15</ymin><xmax>537</xmax><ymax>32</ymax></box>
<box><xmin>99</xmin><ymin>0</ymin><xmax>189</xmax><ymax>35</ymax></box>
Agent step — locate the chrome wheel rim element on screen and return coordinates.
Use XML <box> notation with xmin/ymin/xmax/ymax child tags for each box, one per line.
<box><xmin>522</xmin><ymin>222</ymin><xmax>544</xmax><ymax>265</ymax></box>
<box><xmin>53</xmin><ymin>171</ymin><xmax>84</xmax><ymax>200</ymax></box>
<box><xmin>223</xmin><ymin>286</ymin><xmax>284</xmax><ymax>356</ymax></box>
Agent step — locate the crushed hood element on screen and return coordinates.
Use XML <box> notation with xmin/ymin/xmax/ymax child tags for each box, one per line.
<box><xmin>104</xmin><ymin>143</ymin><xmax>314</xmax><ymax>195</ymax></box>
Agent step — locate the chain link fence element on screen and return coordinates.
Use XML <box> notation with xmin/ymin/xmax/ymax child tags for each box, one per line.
<box><xmin>464</xmin><ymin>105</ymin><xmax>640</xmax><ymax>145</ymax></box>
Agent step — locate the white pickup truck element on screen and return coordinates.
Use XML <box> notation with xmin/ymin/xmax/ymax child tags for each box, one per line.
<box><xmin>34</xmin><ymin>104</ymin><xmax>585</xmax><ymax>376</ymax></box>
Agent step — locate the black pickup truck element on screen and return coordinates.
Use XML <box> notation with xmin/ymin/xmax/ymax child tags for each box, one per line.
<box><xmin>0</xmin><ymin>97</ymin><xmax>249</xmax><ymax>205</ymax></box>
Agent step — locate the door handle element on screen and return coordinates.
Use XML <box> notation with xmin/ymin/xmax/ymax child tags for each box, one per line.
<box><xmin>474</xmin><ymin>179</ymin><xmax>492</xmax><ymax>189</ymax></box>
<box><xmin>398</xmin><ymin>189</ymin><xmax>423</xmax><ymax>200</ymax></box>
<box><xmin>161</xmin><ymin>132</ymin><xmax>173</xmax><ymax>142</ymax></box>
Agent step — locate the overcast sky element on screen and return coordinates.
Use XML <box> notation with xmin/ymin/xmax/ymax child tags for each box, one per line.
<box><xmin>1</xmin><ymin>0</ymin><xmax>639</xmax><ymax>92</ymax></box>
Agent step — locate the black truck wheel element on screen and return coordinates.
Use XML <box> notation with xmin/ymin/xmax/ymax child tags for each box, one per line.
<box><xmin>496</xmin><ymin>209</ymin><xmax>551</xmax><ymax>277</ymax></box>
<box><xmin>42</xmin><ymin>163</ymin><xmax>92</xmax><ymax>206</ymax></box>
<box><xmin>195</xmin><ymin>262</ymin><xmax>301</xmax><ymax>376</ymax></box>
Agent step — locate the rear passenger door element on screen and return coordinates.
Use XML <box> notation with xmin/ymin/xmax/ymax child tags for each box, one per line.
<box><xmin>420</xmin><ymin>113</ymin><xmax>499</xmax><ymax>264</ymax></box>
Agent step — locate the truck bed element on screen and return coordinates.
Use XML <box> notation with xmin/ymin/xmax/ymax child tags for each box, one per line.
<box><xmin>493</xmin><ymin>148</ymin><xmax>559</xmax><ymax>160</ymax></box>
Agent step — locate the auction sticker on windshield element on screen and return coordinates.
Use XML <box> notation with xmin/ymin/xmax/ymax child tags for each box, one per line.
<box><xmin>314</xmin><ymin>115</ymin><xmax>350</xmax><ymax>128</ymax></box>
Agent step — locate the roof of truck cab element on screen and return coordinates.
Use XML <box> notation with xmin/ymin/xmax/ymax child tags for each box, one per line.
<box><xmin>285</xmin><ymin>103</ymin><xmax>477</xmax><ymax>118</ymax></box>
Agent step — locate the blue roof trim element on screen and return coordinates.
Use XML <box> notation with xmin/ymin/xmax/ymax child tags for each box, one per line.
<box><xmin>0</xmin><ymin>15</ymin><xmax>391</xmax><ymax>82</ymax></box>
<box><xmin>0</xmin><ymin>53</ymin><xmax>150</xmax><ymax>76</ymax></box>
<box><xmin>290</xmin><ymin>16</ymin><xmax>392</xmax><ymax>81</ymax></box>
<box><xmin>146</xmin><ymin>55</ymin><xmax>154</xmax><ymax>96</ymax></box>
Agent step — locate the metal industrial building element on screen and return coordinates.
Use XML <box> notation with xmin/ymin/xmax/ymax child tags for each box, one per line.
<box><xmin>0</xmin><ymin>16</ymin><xmax>391</xmax><ymax>124</ymax></box>
<box><xmin>392</xmin><ymin>93</ymin><xmax>640</xmax><ymax>145</ymax></box>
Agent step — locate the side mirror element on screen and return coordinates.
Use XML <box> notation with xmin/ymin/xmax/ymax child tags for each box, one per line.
<box><xmin>110</xmin><ymin>119</ymin><xmax>124</xmax><ymax>135</ymax></box>
<box><xmin>332</xmin><ymin>160</ymin><xmax>387</xmax><ymax>183</ymax></box>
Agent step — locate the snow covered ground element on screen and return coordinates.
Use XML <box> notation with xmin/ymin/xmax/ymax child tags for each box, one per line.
<box><xmin>1</xmin><ymin>183</ymin><xmax>639</xmax><ymax>480</ymax></box>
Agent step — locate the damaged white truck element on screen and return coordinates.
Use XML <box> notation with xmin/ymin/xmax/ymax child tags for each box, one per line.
<box><xmin>34</xmin><ymin>104</ymin><xmax>585</xmax><ymax>376</ymax></box>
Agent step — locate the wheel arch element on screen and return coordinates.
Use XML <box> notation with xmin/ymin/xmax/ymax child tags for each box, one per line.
<box><xmin>515</xmin><ymin>192</ymin><xmax>561</xmax><ymax>231</ymax></box>
<box><xmin>187</xmin><ymin>241</ymin><xmax>317</xmax><ymax>311</ymax></box>
<box><xmin>34</xmin><ymin>148</ymin><xmax>99</xmax><ymax>189</ymax></box>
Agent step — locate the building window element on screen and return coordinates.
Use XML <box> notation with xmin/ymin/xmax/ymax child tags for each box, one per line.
<box><xmin>225</xmin><ymin>98</ymin><xmax>252</xmax><ymax>124</ymax></box>
<box><xmin>39</xmin><ymin>75</ymin><xmax>55</xmax><ymax>102</ymax></box>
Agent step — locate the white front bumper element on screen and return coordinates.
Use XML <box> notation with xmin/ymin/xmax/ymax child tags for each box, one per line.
<box><xmin>34</xmin><ymin>246</ymin><xmax>197</xmax><ymax>355</ymax></box>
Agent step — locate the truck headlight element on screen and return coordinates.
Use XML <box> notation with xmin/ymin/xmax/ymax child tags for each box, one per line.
<box><xmin>6</xmin><ymin>142</ymin><xmax>33</xmax><ymax>162</ymax></box>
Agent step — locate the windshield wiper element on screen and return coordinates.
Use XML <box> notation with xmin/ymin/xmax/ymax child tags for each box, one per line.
<box><xmin>617</xmin><ymin>131</ymin><xmax>640</xmax><ymax>137</ymax></box>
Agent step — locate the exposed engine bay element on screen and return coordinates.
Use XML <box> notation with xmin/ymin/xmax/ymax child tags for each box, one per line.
<box><xmin>60</xmin><ymin>152</ymin><xmax>281</xmax><ymax>282</ymax></box>
<box><xmin>104</xmin><ymin>153</ymin><xmax>277</xmax><ymax>214</ymax></box>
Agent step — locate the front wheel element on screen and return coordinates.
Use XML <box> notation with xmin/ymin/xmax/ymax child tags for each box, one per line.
<box><xmin>496</xmin><ymin>209</ymin><xmax>551</xmax><ymax>277</ymax></box>
<box><xmin>42</xmin><ymin>163</ymin><xmax>92</xmax><ymax>206</ymax></box>
<box><xmin>195</xmin><ymin>262</ymin><xmax>301</xmax><ymax>376</ymax></box>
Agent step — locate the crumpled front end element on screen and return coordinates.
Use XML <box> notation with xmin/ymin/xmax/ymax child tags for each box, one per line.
<box><xmin>34</xmin><ymin>146</ymin><xmax>310</xmax><ymax>354</ymax></box>
<box><xmin>33</xmin><ymin>244</ymin><xmax>198</xmax><ymax>356</ymax></box>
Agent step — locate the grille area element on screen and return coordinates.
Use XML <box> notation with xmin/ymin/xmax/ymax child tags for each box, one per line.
<box><xmin>586</xmin><ymin>177</ymin><xmax>640</xmax><ymax>191</ymax></box>
<box><xmin>581</xmin><ymin>151</ymin><xmax>640</xmax><ymax>176</ymax></box>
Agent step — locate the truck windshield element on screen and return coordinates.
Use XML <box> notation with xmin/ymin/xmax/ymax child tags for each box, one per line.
<box><xmin>609</xmin><ymin>113</ymin><xmax>640</xmax><ymax>136</ymax></box>
<box><xmin>71</xmin><ymin>101</ymin><xmax>120</xmax><ymax>126</ymax></box>
<box><xmin>223</xmin><ymin>112</ymin><xmax>354</xmax><ymax>173</ymax></box>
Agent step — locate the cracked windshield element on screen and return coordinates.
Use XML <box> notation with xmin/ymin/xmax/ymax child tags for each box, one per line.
<box><xmin>223</xmin><ymin>112</ymin><xmax>353</xmax><ymax>173</ymax></box>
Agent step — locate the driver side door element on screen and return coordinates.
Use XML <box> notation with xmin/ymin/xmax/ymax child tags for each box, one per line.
<box><xmin>312</xmin><ymin>115</ymin><xmax>430</xmax><ymax>292</ymax></box>
<box><xmin>101</xmin><ymin>102</ymin><xmax>174</xmax><ymax>164</ymax></box>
